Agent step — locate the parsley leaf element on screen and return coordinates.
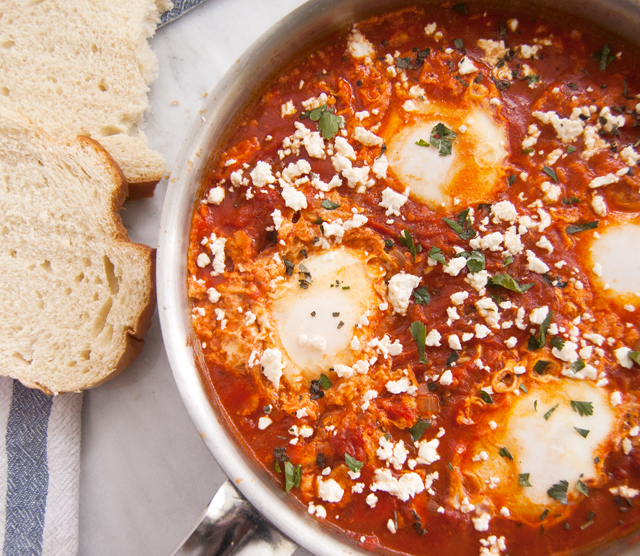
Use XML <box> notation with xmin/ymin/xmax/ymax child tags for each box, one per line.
<box><xmin>571</xmin><ymin>400</ymin><xmax>594</xmax><ymax>417</ymax></box>
<box><xmin>593</xmin><ymin>43</ymin><xmax>616</xmax><ymax>71</ymax></box>
<box><xmin>457</xmin><ymin>250</ymin><xmax>485</xmax><ymax>273</ymax></box>
<box><xmin>320</xmin><ymin>373</ymin><xmax>333</xmax><ymax>390</ymax></box>
<box><xmin>570</xmin><ymin>359</ymin><xmax>586</xmax><ymax>373</ymax></box>
<box><xmin>550</xmin><ymin>336</ymin><xmax>565</xmax><ymax>350</ymax></box>
<box><xmin>321</xmin><ymin>199</ymin><xmax>340</xmax><ymax>210</ymax></box>
<box><xmin>428</xmin><ymin>246</ymin><xmax>447</xmax><ymax>265</ymax></box>
<box><xmin>567</xmin><ymin>145</ymin><xmax>577</xmax><ymax>154</ymax></box>
<box><xmin>489</xmin><ymin>272</ymin><xmax>534</xmax><ymax>293</ymax></box>
<box><xmin>399</xmin><ymin>230</ymin><xmax>423</xmax><ymax>262</ymax></box>
<box><xmin>542</xmin><ymin>165</ymin><xmax>558</xmax><ymax>183</ymax></box>
<box><xmin>528</xmin><ymin>309</ymin><xmax>553</xmax><ymax>350</ymax></box>
<box><xmin>519</xmin><ymin>473</ymin><xmax>532</xmax><ymax>487</ymax></box>
<box><xmin>430</xmin><ymin>123</ymin><xmax>457</xmax><ymax>156</ymax></box>
<box><xmin>499</xmin><ymin>447</ymin><xmax>514</xmax><ymax>461</ymax></box>
<box><xmin>547</xmin><ymin>480</ymin><xmax>569</xmax><ymax>504</ymax></box>
<box><xmin>533</xmin><ymin>360</ymin><xmax>551</xmax><ymax>375</ymax></box>
<box><xmin>544</xmin><ymin>404</ymin><xmax>559</xmax><ymax>420</ymax></box>
<box><xmin>409</xmin><ymin>419</ymin><xmax>432</xmax><ymax>441</ymax></box>
<box><xmin>503</xmin><ymin>255</ymin><xmax>513</xmax><ymax>266</ymax></box>
<box><xmin>577</xmin><ymin>480</ymin><xmax>589</xmax><ymax>496</ymax></box>
<box><xmin>410</xmin><ymin>321</ymin><xmax>429</xmax><ymax>364</ymax></box>
<box><xmin>479</xmin><ymin>390</ymin><xmax>494</xmax><ymax>404</ymax></box>
<box><xmin>566</xmin><ymin>221</ymin><xmax>599</xmax><ymax>234</ymax></box>
<box><xmin>630</xmin><ymin>351</ymin><xmax>640</xmax><ymax>366</ymax></box>
<box><xmin>443</xmin><ymin>208</ymin><xmax>475</xmax><ymax>240</ymax></box>
<box><xmin>562</xmin><ymin>196</ymin><xmax>581</xmax><ymax>205</ymax></box>
<box><xmin>415</xmin><ymin>138</ymin><xmax>430</xmax><ymax>147</ymax></box>
<box><xmin>414</xmin><ymin>286</ymin><xmax>431</xmax><ymax>305</ymax></box>
<box><xmin>284</xmin><ymin>461</ymin><xmax>302</xmax><ymax>492</ymax></box>
<box><xmin>301</xmin><ymin>104</ymin><xmax>345</xmax><ymax>140</ymax></box>
<box><xmin>574</xmin><ymin>427</ymin><xmax>590</xmax><ymax>438</ymax></box>
<box><xmin>345</xmin><ymin>452</ymin><xmax>363</xmax><ymax>473</ymax></box>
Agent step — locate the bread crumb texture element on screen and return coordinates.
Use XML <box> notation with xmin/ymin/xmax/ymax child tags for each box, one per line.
<box><xmin>0</xmin><ymin>106</ymin><xmax>156</xmax><ymax>393</ymax></box>
<box><xmin>0</xmin><ymin>0</ymin><xmax>170</xmax><ymax>194</ymax></box>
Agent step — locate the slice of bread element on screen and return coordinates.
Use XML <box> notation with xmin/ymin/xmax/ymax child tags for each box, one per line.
<box><xmin>0</xmin><ymin>0</ymin><xmax>171</xmax><ymax>199</ymax></box>
<box><xmin>0</xmin><ymin>106</ymin><xmax>156</xmax><ymax>393</ymax></box>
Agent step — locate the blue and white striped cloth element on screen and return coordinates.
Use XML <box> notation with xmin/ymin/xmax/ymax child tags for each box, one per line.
<box><xmin>0</xmin><ymin>2</ymin><xmax>209</xmax><ymax>555</ymax></box>
<box><xmin>0</xmin><ymin>378</ymin><xmax>82</xmax><ymax>556</ymax></box>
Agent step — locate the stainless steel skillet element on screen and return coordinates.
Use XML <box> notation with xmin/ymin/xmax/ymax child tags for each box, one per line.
<box><xmin>157</xmin><ymin>0</ymin><xmax>640</xmax><ymax>554</ymax></box>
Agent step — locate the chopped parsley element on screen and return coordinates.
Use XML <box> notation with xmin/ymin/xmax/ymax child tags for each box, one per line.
<box><xmin>446</xmin><ymin>350</ymin><xmax>460</xmax><ymax>367</ymax></box>
<box><xmin>519</xmin><ymin>473</ymin><xmax>532</xmax><ymax>487</ymax></box>
<box><xmin>519</xmin><ymin>383</ymin><xmax>528</xmax><ymax>394</ymax></box>
<box><xmin>430</xmin><ymin>123</ymin><xmax>458</xmax><ymax>156</ymax></box>
<box><xmin>570</xmin><ymin>359</ymin><xmax>586</xmax><ymax>373</ymax></box>
<box><xmin>540</xmin><ymin>508</ymin><xmax>550</xmax><ymax>521</ymax></box>
<box><xmin>319</xmin><ymin>373</ymin><xmax>333</xmax><ymax>390</ymax></box>
<box><xmin>549</xmin><ymin>336</ymin><xmax>565</xmax><ymax>350</ymax></box>
<box><xmin>508</xmin><ymin>174</ymin><xmax>517</xmax><ymax>186</ymax></box>
<box><xmin>428</xmin><ymin>246</ymin><xmax>447</xmax><ymax>265</ymax></box>
<box><xmin>284</xmin><ymin>461</ymin><xmax>302</xmax><ymax>492</ymax></box>
<box><xmin>413</xmin><ymin>286</ymin><xmax>431</xmax><ymax>305</ymax></box>
<box><xmin>384</xmin><ymin>238</ymin><xmax>395</xmax><ymax>251</ymax></box>
<box><xmin>503</xmin><ymin>255</ymin><xmax>514</xmax><ymax>266</ymax></box>
<box><xmin>479</xmin><ymin>390</ymin><xmax>494</xmax><ymax>404</ymax></box>
<box><xmin>562</xmin><ymin>196</ymin><xmax>581</xmax><ymax>205</ymax></box>
<box><xmin>457</xmin><ymin>250</ymin><xmax>485</xmax><ymax>273</ymax></box>
<box><xmin>399</xmin><ymin>229</ymin><xmax>423</xmax><ymax>262</ymax></box>
<box><xmin>577</xmin><ymin>480</ymin><xmax>589</xmax><ymax>497</ymax></box>
<box><xmin>300</xmin><ymin>103</ymin><xmax>345</xmax><ymax>140</ymax></box>
<box><xmin>410</xmin><ymin>321</ymin><xmax>429</xmax><ymax>364</ymax></box>
<box><xmin>630</xmin><ymin>351</ymin><xmax>640</xmax><ymax>366</ymax></box>
<box><xmin>345</xmin><ymin>452</ymin><xmax>363</xmax><ymax>473</ymax></box>
<box><xmin>566</xmin><ymin>221</ymin><xmax>599</xmax><ymax>234</ymax></box>
<box><xmin>547</xmin><ymin>480</ymin><xmax>569</xmax><ymax>504</ymax></box>
<box><xmin>542</xmin><ymin>165</ymin><xmax>558</xmax><ymax>183</ymax></box>
<box><xmin>443</xmin><ymin>208</ymin><xmax>476</xmax><ymax>240</ymax></box>
<box><xmin>489</xmin><ymin>272</ymin><xmax>534</xmax><ymax>293</ymax></box>
<box><xmin>571</xmin><ymin>400</ymin><xmax>594</xmax><ymax>417</ymax></box>
<box><xmin>566</xmin><ymin>145</ymin><xmax>577</xmax><ymax>154</ymax></box>
<box><xmin>415</xmin><ymin>138</ymin><xmax>430</xmax><ymax>147</ymax></box>
<box><xmin>499</xmin><ymin>447</ymin><xmax>514</xmax><ymax>461</ymax></box>
<box><xmin>533</xmin><ymin>360</ymin><xmax>551</xmax><ymax>375</ymax></box>
<box><xmin>593</xmin><ymin>43</ymin><xmax>616</xmax><ymax>71</ymax></box>
<box><xmin>453</xmin><ymin>37</ymin><xmax>465</xmax><ymax>53</ymax></box>
<box><xmin>544</xmin><ymin>404</ymin><xmax>559</xmax><ymax>421</ymax></box>
<box><xmin>528</xmin><ymin>309</ymin><xmax>553</xmax><ymax>350</ymax></box>
<box><xmin>320</xmin><ymin>199</ymin><xmax>340</xmax><ymax>210</ymax></box>
<box><xmin>574</xmin><ymin>427</ymin><xmax>590</xmax><ymax>438</ymax></box>
<box><xmin>409</xmin><ymin>419</ymin><xmax>432</xmax><ymax>441</ymax></box>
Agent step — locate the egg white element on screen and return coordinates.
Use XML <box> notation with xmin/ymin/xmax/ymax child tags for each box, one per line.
<box><xmin>269</xmin><ymin>247</ymin><xmax>384</xmax><ymax>382</ymax></box>
<box><xmin>383</xmin><ymin>100</ymin><xmax>507</xmax><ymax>209</ymax></box>
<box><xmin>590</xmin><ymin>221</ymin><xmax>640</xmax><ymax>296</ymax></box>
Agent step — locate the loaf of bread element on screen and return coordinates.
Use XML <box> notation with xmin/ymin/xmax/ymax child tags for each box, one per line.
<box><xmin>0</xmin><ymin>0</ymin><xmax>171</xmax><ymax>199</ymax></box>
<box><xmin>0</xmin><ymin>106</ymin><xmax>156</xmax><ymax>393</ymax></box>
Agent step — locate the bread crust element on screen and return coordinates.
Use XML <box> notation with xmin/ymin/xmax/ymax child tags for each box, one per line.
<box><xmin>0</xmin><ymin>110</ymin><xmax>157</xmax><ymax>393</ymax></box>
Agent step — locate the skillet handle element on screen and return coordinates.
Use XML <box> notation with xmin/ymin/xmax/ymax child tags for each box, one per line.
<box><xmin>172</xmin><ymin>480</ymin><xmax>299</xmax><ymax>556</ymax></box>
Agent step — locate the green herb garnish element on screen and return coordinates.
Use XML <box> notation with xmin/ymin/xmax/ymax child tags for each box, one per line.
<box><xmin>571</xmin><ymin>401</ymin><xmax>594</xmax><ymax>417</ymax></box>
<box><xmin>479</xmin><ymin>390</ymin><xmax>494</xmax><ymax>404</ymax></box>
<box><xmin>566</xmin><ymin>221</ymin><xmax>598</xmax><ymax>234</ymax></box>
<box><xmin>534</xmin><ymin>360</ymin><xmax>551</xmax><ymax>375</ymax></box>
<box><xmin>574</xmin><ymin>427</ymin><xmax>590</xmax><ymax>438</ymax></box>
<box><xmin>321</xmin><ymin>199</ymin><xmax>340</xmax><ymax>210</ymax></box>
<box><xmin>542</xmin><ymin>165</ymin><xmax>558</xmax><ymax>183</ymax></box>
<box><xmin>415</xmin><ymin>138</ymin><xmax>430</xmax><ymax>147</ymax></box>
<box><xmin>519</xmin><ymin>473</ymin><xmax>532</xmax><ymax>487</ymax></box>
<box><xmin>443</xmin><ymin>208</ymin><xmax>475</xmax><ymax>240</ymax></box>
<box><xmin>457</xmin><ymin>250</ymin><xmax>485</xmax><ymax>273</ymax></box>
<box><xmin>547</xmin><ymin>480</ymin><xmax>569</xmax><ymax>504</ymax></box>
<box><xmin>550</xmin><ymin>337</ymin><xmax>565</xmax><ymax>350</ymax></box>
<box><xmin>577</xmin><ymin>480</ymin><xmax>589</xmax><ymax>496</ymax></box>
<box><xmin>544</xmin><ymin>404</ymin><xmax>559</xmax><ymax>421</ymax></box>
<box><xmin>562</xmin><ymin>196</ymin><xmax>581</xmax><ymax>205</ymax></box>
<box><xmin>570</xmin><ymin>359</ymin><xmax>586</xmax><ymax>373</ymax></box>
<box><xmin>409</xmin><ymin>419</ymin><xmax>432</xmax><ymax>442</ymax></box>
<box><xmin>503</xmin><ymin>255</ymin><xmax>514</xmax><ymax>266</ymax></box>
<box><xmin>410</xmin><ymin>321</ymin><xmax>429</xmax><ymax>364</ymax></box>
<box><xmin>630</xmin><ymin>351</ymin><xmax>640</xmax><ymax>366</ymax></box>
<box><xmin>489</xmin><ymin>272</ymin><xmax>534</xmax><ymax>293</ymax></box>
<box><xmin>345</xmin><ymin>452</ymin><xmax>363</xmax><ymax>473</ymax></box>
<box><xmin>320</xmin><ymin>373</ymin><xmax>333</xmax><ymax>390</ymax></box>
<box><xmin>284</xmin><ymin>461</ymin><xmax>302</xmax><ymax>492</ymax></box>
<box><xmin>499</xmin><ymin>447</ymin><xmax>514</xmax><ymax>461</ymax></box>
<box><xmin>428</xmin><ymin>246</ymin><xmax>447</xmax><ymax>265</ymax></box>
<box><xmin>528</xmin><ymin>309</ymin><xmax>554</xmax><ymax>350</ymax></box>
<box><xmin>414</xmin><ymin>286</ymin><xmax>431</xmax><ymax>305</ymax></box>
<box><xmin>430</xmin><ymin>123</ymin><xmax>458</xmax><ymax>156</ymax></box>
<box><xmin>593</xmin><ymin>43</ymin><xmax>616</xmax><ymax>71</ymax></box>
<box><xmin>300</xmin><ymin>104</ymin><xmax>345</xmax><ymax>140</ymax></box>
<box><xmin>399</xmin><ymin>230</ymin><xmax>423</xmax><ymax>262</ymax></box>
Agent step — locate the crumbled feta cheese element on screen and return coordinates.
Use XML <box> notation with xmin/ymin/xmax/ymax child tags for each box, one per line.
<box><xmin>260</xmin><ymin>348</ymin><xmax>286</xmax><ymax>389</ymax></box>
<box><xmin>387</xmin><ymin>272</ymin><xmax>421</xmax><ymax>315</ymax></box>
<box><xmin>380</xmin><ymin>187</ymin><xmax>409</xmax><ymax>216</ymax></box>
<box><xmin>526</xmin><ymin>250</ymin><xmax>550</xmax><ymax>274</ymax></box>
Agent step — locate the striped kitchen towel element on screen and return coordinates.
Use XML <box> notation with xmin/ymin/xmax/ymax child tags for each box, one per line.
<box><xmin>159</xmin><ymin>0</ymin><xmax>209</xmax><ymax>27</ymax></box>
<box><xmin>0</xmin><ymin>378</ymin><xmax>83</xmax><ymax>556</ymax></box>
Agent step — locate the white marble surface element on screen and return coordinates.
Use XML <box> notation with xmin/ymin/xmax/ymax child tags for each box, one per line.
<box><xmin>78</xmin><ymin>1</ymin><xmax>315</xmax><ymax>554</ymax></box>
